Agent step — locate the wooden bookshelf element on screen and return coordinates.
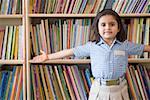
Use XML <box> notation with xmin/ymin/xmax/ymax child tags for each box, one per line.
<box><xmin>0</xmin><ymin>0</ymin><xmax>26</xmax><ymax>99</ymax></box>
<box><xmin>26</xmin><ymin>0</ymin><xmax>150</xmax><ymax>99</ymax></box>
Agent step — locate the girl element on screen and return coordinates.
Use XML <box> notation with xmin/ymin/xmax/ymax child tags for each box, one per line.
<box><xmin>33</xmin><ymin>9</ymin><xmax>150</xmax><ymax>100</ymax></box>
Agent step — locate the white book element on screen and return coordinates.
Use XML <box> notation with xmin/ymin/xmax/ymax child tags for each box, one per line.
<box><xmin>2</xmin><ymin>26</ymin><xmax>9</xmax><ymax>59</ymax></box>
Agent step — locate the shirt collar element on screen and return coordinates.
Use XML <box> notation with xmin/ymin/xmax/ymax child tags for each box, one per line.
<box><xmin>97</xmin><ymin>37</ymin><xmax>122</xmax><ymax>46</ymax></box>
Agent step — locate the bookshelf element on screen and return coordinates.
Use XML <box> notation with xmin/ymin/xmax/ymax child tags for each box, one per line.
<box><xmin>0</xmin><ymin>0</ymin><xmax>26</xmax><ymax>100</ymax></box>
<box><xmin>26</xmin><ymin>0</ymin><xmax>150</xmax><ymax>100</ymax></box>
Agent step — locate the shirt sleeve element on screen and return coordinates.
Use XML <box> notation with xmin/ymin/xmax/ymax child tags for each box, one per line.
<box><xmin>73</xmin><ymin>42</ymin><xmax>91</xmax><ymax>58</ymax></box>
<box><xmin>124</xmin><ymin>40</ymin><xmax>145</xmax><ymax>55</ymax></box>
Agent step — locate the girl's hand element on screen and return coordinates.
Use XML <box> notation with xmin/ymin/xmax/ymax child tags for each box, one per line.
<box><xmin>33</xmin><ymin>50</ymin><xmax>48</xmax><ymax>62</ymax></box>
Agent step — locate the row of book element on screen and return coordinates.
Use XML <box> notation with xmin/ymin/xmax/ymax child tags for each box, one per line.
<box><xmin>30</xmin><ymin>19</ymin><xmax>91</xmax><ymax>57</ymax></box>
<box><xmin>126</xmin><ymin>64</ymin><xmax>150</xmax><ymax>99</ymax></box>
<box><xmin>112</xmin><ymin>0</ymin><xmax>149</xmax><ymax>13</ymax></box>
<box><xmin>0</xmin><ymin>25</ymin><xmax>24</xmax><ymax>60</ymax></box>
<box><xmin>124</xmin><ymin>18</ymin><xmax>150</xmax><ymax>58</ymax></box>
<box><xmin>30</xmin><ymin>0</ymin><xmax>107</xmax><ymax>14</ymax></box>
<box><xmin>0</xmin><ymin>66</ymin><xmax>23</xmax><ymax>100</ymax></box>
<box><xmin>0</xmin><ymin>0</ymin><xmax>22</xmax><ymax>14</ymax></box>
<box><xmin>29</xmin><ymin>0</ymin><xmax>150</xmax><ymax>14</ymax></box>
<box><xmin>30</xmin><ymin>64</ymin><xmax>150</xmax><ymax>99</ymax></box>
<box><xmin>30</xmin><ymin>18</ymin><xmax>150</xmax><ymax>58</ymax></box>
<box><xmin>30</xmin><ymin>64</ymin><xmax>93</xmax><ymax>100</ymax></box>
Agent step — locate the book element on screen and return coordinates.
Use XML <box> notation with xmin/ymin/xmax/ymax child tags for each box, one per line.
<box><xmin>143</xmin><ymin>67</ymin><xmax>150</xmax><ymax>94</ymax></box>
<box><xmin>85</xmin><ymin>68</ymin><xmax>92</xmax><ymax>89</ymax></box>
<box><xmin>126</xmin><ymin>66</ymin><xmax>137</xmax><ymax>100</ymax></box>
<box><xmin>0</xmin><ymin>71</ymin><xmax>11</xmax><ymax>99</ymax></box>
<box><xmin>50</xmin><ymin>66</ymin><xmax>63</xmax><ymax>99</ymax></box>
<box><xmin>136</xmin><ymin>65</ymin><xmax>149</xmax><ymax>99</ymax></box>
<box><xmin>2</xmin><ymin>26</ymin><xmax>9</xmax><ymax>60</ymax></box>
<box><xmin>31</xmin><ymin>65</ymin><xmax>38</xmax><ymax>99</ymax></box>
<box><xmin>64</xmin><ymin>0</ymin><xmax>70</xmax><ymax>13</ymax></box>
<box><xmin>34</xmin><ymin>65</ymin><xmax>45</xmax><ymax>99</ymax></box>
<box><xmin>39</xmin><ymin>65</ymin><xmax>49</xmax><ymax>99</ymax></box>
<box><xmin>7</xmin><ymin>67</ymin><xmax>16</xmax><ymax>100</ymax></box>
<box><xmin>78</xmin><ymin>0</ymin><xmax>88</xmax><ymax>13</ymax></box>
<box><xmin>6</xmin><ymin>26</ymin><xmax>14</xmax><ymax>59</ymax></box>
<box><xmin>62</xmin><ymin>65</ymin><xmax>76</xmax><ymax>99</ymax></box>
<box><xmin>15</xmin><ymin>67</ymin><xmax>23</xmax><ymax>100</ymax></box>
<box><xmin>129</xmin><ymin>65</ymin><xmax>142</xmax><ymax>99</ymax></box>
<box><xmin>10</xmin><ymin>26</ymin><xmax>17</xmax><ymax>59</ymax></box>
<box><xmin>67</xmin><ymin>66</ymin><xmax>80</xmax><ymax>99</ymax></box>
<box><xmin>10</xmin><ymin>67</ymin><xmax>21</xmax><ymax>99</ymax></box>
<box><xmin>134</xmin><ymin>69</ymin><xmax>145</xmax><ymax>99</ymax></box>
<box><xmin>0</xmin><ymin>27</ymin><xmax>5</xmax><ymax>58</ymax></box>
<box><xmin>57</xmin><ymin>65</ymin><xmax>70</xmax><ymax>99</ymax></box>
<box><xmin>54</xmin><ymin>65</ymin><xmax>66</xmax><ymax>99</ymax></box>
<box><xmin>139</xmin><ymin>64</ymin><xmax>150</xmax><ymax>99</ymax></box>
<box><xmin>18</xmin><ymin>25</ymin><xmax>24</xmax><ymax>59</ymax></box>
<box><xmin>68</xmin><ymin>0</ymin><xmax>75</xmax><ymax>13</ymax></box>
<box><xmin>71</xmin><ymin>65</ymin><xmax>87</xmax><ymax>99</ymax></box>
<box><xmin>80</xmin><ymin>69</ymin><xmax>90</xmax><ymax>96</ymax></box>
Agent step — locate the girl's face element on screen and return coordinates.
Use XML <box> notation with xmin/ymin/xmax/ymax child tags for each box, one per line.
<box><xmin>98</xmin><ymin>15</ymin><xmax>120</xmax><ymax>44</ymax></box>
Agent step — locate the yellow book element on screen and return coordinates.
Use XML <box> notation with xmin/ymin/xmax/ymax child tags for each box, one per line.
<box><xmin>10</xmin><ymin>26</ymin><xmax>16</xmax><ymax>59</ymax></box>
<box><xmin>14</xmin><ymin>26</ymin><xmax>19</xmax><ymax>60</ymax></box>
<box><xmin>39</xmin><ymin>65</ymin><xmax>49</xmax><ymax>99</ymax></box>
<box><xmin>44</xmin><ymin>19</ymin><xmax>51</xmax><ymax>53</ymax></box>
<box><xmin>10</xmin><ymin>67</ymin><xmax>21</xmax><ymax>100</ymax></box>
<box><xmin>15</xmin><ymin>67</ymin><xmax>23</xmax><ymax>100</ymax></box>
<box><xmin>43</xmin><ymin>65</ymin><xmax>54</xmax><ymax>99</ymax></box>
<box><xmin>63</xmin><ymin>69</ymin><xmax>76</xmax><ymax>99</ymax></box>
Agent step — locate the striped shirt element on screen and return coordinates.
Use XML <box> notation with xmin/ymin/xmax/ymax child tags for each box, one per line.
<box><xmin>73</xmin><ymin>38</ymin><xmax>144</xmax><ymax>79</ymax></box>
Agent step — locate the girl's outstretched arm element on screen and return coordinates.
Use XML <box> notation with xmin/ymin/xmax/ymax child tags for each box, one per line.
<box><xmin>33</xmin><ymin>49</ymin><xmax>74</xmax><ymax>62</ymax></box>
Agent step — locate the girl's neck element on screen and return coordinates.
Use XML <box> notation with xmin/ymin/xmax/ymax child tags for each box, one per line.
<box><xmin>103</xmin><ymin>38</ymin><xmax>116</xmax><ymax>46</ymax></box>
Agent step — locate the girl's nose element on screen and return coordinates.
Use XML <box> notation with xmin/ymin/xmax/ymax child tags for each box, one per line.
<box><xmin>105</xmin><ymin>24</ymin><xmax>110</xmax><ymax>29</ymax></box>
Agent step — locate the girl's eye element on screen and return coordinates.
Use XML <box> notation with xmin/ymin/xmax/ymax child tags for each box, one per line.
<box><xmin>110</xmin><ymin>23</ymin><xmax>115</xmax><ymax>26</ymax></box>
<box><xmin>101</xmin><ymin>23</ymin><xmax>105</xmax><ymax>26</ymax></box>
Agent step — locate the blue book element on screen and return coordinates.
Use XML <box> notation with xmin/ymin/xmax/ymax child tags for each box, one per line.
<box><xmin>20</xmin><ymin>87</ymin><xmax>23</xmax><ymax>100</ymax></box>
<box><xmin>104</xmin><ymin>0</ymin><xmax>115</xmax><ymax>9</ymax></box>
<box><xmin>79</xmin><ymin>0</ymin><xmax>88</xmax><ymax>13</ymax></box>
<box><xmin>84</xmin><ymin>69</ymin><xmax>92</xmax><ymax>89</ymax></box>
<box><xmin>7</xmin><ymin>0</ymin><xmax>13</xmax><ymax>14</ymax></box>
<box><xmin>138</xmin><ymin>0</ymin><xmax>147</xmax><ymax>13</ymax></box>
<box><xmin>0</xmin><ymin>71</ymin><xmax>9</xmax><ymax>99</ymax></box>
<box><xmin>7</xmin><ymin>67</ymin><xmax>16</xmax><ymax>99</ymax></box>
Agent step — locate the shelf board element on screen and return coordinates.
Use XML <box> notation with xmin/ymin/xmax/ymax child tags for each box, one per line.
<box><xmin>120</xmin><ymin>13</ymin><xmax>150</xmax><ymax>17</ymax></box>
<box><xmin>0</xmin><ymin>60</ymin><xmax>24</xmax><ymax>65</ymax></box>
<box><xmin>30</xmin><ymin>58</ymin><xmax>150</xmax><ymax>64</ymax></box>
<box><xmin>28</xmin><ymin>13</ymin><xmax>150</xmax><ymax>18</ymax></box>
<box><xmin>29</xmin><ymin>14</ymin><xmax>96</xmax><ymax>18</ymax></box>
<box><xmin>128</xmin><ymin>58</ymin><xmax>150</xmax><ymax>63</ymax></box>
<box><xmin>0</xmin><ymin>15</ymin><xmax>23</xmax><ymax>26</ymax></box>
<box><xmin>30</xmin><ymin>59</ymin><xmax>91</xmax><ymax>64</ymax></box>
<box><xmin>0</xmin><ymin>14</ymin><xmax>23</xmax><ymax>18</ymax></box>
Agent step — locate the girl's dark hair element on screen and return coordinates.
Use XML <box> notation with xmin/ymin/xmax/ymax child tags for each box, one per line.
<box><xmin>89</xmin><ymin>9</ymin><xmax>127</xmax><ymax>43</ymax></box>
